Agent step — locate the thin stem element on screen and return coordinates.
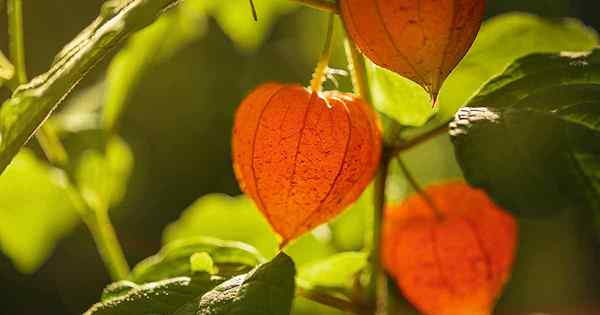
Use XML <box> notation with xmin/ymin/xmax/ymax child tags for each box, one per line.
<box><xmin>248</xmin><ymin>0</ymin><xmax>258</xmax><ymax>21</ymax></box>
<box><xmin>6</xmin><ymin>0</ymin><xmax>128</xmax><ymax>277</ymax></box>
<box><xmin>296</xmin><ymin>287</ymin><xmax>370</xmax><ymax>315</ymax></box>
<box><xmin>290</xmin><ymin>0</ymin><xmax>338</xmax><ymax>13</ymax></box>
<box><xmin>397</xmin><ymin>158</ymin><xmax>444</xmax><ymax>219</ymax></box>
<box><xmin>344</xmin><ymin>39</ymin><xmax>370</xmax><ymax>101</ymax></box>
<box><xmin>6</xmin><ymin>0</ymin><xmax>69</xmax><ymax>168</ymax></box>
<box><xmin>310</xmin><ymin>13</ymin><xmax>336</xmax><ymax>92</ymax></box>
<box><xmin>36</xmin><ymin>123</ymin><xmax>69</xmax><ymax>167</ymax></box>
<box><xmin>83</xmin><ymin>209</ymin><xmax>130</xmax><ymax>281</ymax></box>
<box><xmin>7</xmin><ymin>0</ymin><xmax>27</xmax><ymax>84</ymax></box>
<box><xmin>370</xmin><ymin>152</ymin><xmax>391</xmax><ymax>315</ymax></box>
<box><xmin>390</xmin><ymin>123</ymin><xmax>450</xmax><ymax>156</ymax></box>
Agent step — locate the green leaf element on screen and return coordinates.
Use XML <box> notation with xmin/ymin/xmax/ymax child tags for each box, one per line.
<box><xmin>131</xmin><ymin>237</ymin><xmax>264</xmax><ymax>283</ymax></box>
<box><xmin>84</xmin><ymin>275</ymin><xmax>224</xmax><ymax>315</ymax></box>
<box><xmin>103</xmin><ymin>0</ymin><xmax>210</xmax><ymax>131</ymax></box>
<box><xmin>328</xmin><ymin>185</ymin><xmax>373</xmax><ymax>251</ymax></box>
<box><xmin>163</xmin><ymin>194</ymin><xmax>335</xmax><ymax>266</ymax></box>
<box><xmin>373</xmin><ymin>13</ymin><xmax>598</xmax><ymax>139</ymax></box>
<box><xmin>0</xmin><ymin>149</ymin><xmax>79</xmax><ymax>273</ymax></box>
<box><xmin>178</xmin><ymin>252</ymin><xmax>296</xmax><ymax>315</ymax></box>
<box><xmin>450</xmin><ymin>49</ymin><xmax>600</xmax><ymax>215</ymax></box>
<box><xmin>368</xmin><ymin>61</ymin><xmax>436</xmax><ymax>128</ymax></box>
<box><xmin>0</xmin><ymin>0</ymin><xmax>180</xmax><ymax>175</ymax></box>
<box><xmin>63</xmin><ymin>131</ymin><xmax>133</xmax><ymax>213</ymax></box>
<box><xmin>298</xmin><ymin>252</ymin><xmax>367</xmax><ymax>296</ymax></box>
<box><xmin>190</xmin><ymin>252</ymin><xmax>216</xmax><ymax>274</ymax></box>
<box><xmin>208</xmin><ymin>0</ymin><xmax>298</xmax><ymax>52</ymax></box>
<box><xmin>100</xmin><ymin>280</ymin><xmax>138</xmax><ymax>301</ymax></box>
<box><xmin>0</xmin><ymin>50</ymin><xmax>14</xmax><ymax>87</ymax></box>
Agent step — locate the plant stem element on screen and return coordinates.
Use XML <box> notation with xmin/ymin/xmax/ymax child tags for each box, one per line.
<box><xmin>391</xmin><ymin>123</ymin><xmax>450</xmax><ymax>156</ymax></box>
<box><xmin>7</xmin><ymin>0</ymin><xmax>27</xmax><ymax>84</ymax></box>
<box><xmin>6</xmin><ymin>0</ymin><xmax>129</xmax><ymax>280</ymax></box>
<box><xmin>370</xmin><ymin>152</ymin><xmax>391</xmax><ymax>315</ymax></box>
<box><xmin>290</xmin><ymin>0</ymin><xmax>338</xmax><ymax>13</ymax></box>
<box><xmin>36</xmin><ymin>123</ymin><xmax>69</xmax><ymax>167</ymax></box>
<box><xmin>6</xmin><ymin>0</ymin><xmax>69</xmax><ymax>168</ymax></box>
<box><xmin>296</xmin><ymin>286</ymin><xmax>370</xmax><ymax>315</ymax></box>
<box><xmin>344</xmin><ymin>39</ymin><xmax>370</xmax><ymax>101</ymax></box>
<box><xmin>397</xmin><ymin>158</ymin><xmax>443</xmax><ymax>219</ymax></box>
<box><xmin>310</xmin><ymin>13</ymin><xmax>336</xmax><ymax>92</ymax></box>
<box><xmin>248</xmin><ymin>0</ymin><xmax>258</xmax><ymax>21</ymax></box>
<box><xmin>345</xmin><ymin>28</ymin><xmax>390</xmax><ymax>315</ymax></box>
<box><xmin>82</xmin><ymin>208</ymin><xmax>130</xmax><ymax>281</ymax></box>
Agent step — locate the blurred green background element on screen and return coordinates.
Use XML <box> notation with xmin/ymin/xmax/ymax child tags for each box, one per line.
<box><xmin>0</xmin><ymin>0</ymin><xmax>599</xmax><ymax>314</ymax></box>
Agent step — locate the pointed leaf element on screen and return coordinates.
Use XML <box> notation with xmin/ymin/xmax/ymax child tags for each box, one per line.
<box><xmin>181</xmin><ymin>253</ymin><xmax>296</xmax><ymax>315</ymax></box>
<box><xmin>451</xmin><ymin>49</ymin><xmax>600</xmax><ymax>215</ymax></box>
<box><xmin>163</xmin><ymin>194</ymin><xmax>335</xmax><ymax>266</ymax></box>
<box><xmin>131</xmin><ymin>237</ymin><xmax>264</xmax><ymax>283</ymax></box>
<box><xmin>84</xmin><ymin>275</ymin><xmax>223</xmax><ymax>315</ymax></box>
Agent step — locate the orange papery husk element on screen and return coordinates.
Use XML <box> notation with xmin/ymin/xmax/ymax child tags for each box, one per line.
<box><xmin>382</xmin><ymin>181</ymin><xmax>517</xmax><ymax>315</ymax></box>
<box><xmin>232</xmin><ymin>83</ymin><xmax>382</xmax><ymax>245</ymax></box>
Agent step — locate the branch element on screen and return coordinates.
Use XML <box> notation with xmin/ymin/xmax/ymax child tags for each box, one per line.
<box><xmin>390</xmin><ymin>123</ymin><xmax>450</xmax><ymax>156</ymax></box>
<box><xmin>296</xmin><ymin>287</ymin><xmax>371</xmax><ymax>315</ymax></box>
<box><xmin>0</xmin><ymin>0</ymin><xmax>179</xmax><ymax>174</ymax></box>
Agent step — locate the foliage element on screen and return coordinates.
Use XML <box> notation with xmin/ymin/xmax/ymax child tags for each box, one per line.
<box><xmin>451</xmin><ymin>49</ymin><xmax>600</xmax><ymax>215</ymax></box>
<box><xmin>0</xmin><ymin>1</ymin><xmax>599</xmax><ymax>315</ymax></box>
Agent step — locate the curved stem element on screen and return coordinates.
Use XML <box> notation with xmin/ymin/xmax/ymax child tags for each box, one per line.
<box><xmin>391</xmin><ymin>123</ymin><xmax>450</xmax><ymax>156</ymax></box>
<box><xmin>296</xmin><ymin>286</ymin><xmax>370</xmax><ymax>315</ymax></box>
<box><xmin>397</xmin><ymin>158</ymin><xmax>444</xmax><ymax>219</ymax></box>
<box><xmin>310</xmin><ymin>13</ymin><xmax>336</xmax><ymax>92</ymax></box>
<box><xmin>82</xmin><ymin>208</ymin><xmax>130</xmax><ymax>281</ymax></box>
<box><xmin>7</xmin><ymin>0</ymin><xmax>27</xmax><ymax>84</ymax></box>
<box><xmin>344</xmin><ymin>39</ymin><xmax>370</xmax><ymax>101</ymax></box>
<box><xmin>290</xmin><ymin>0</ymin><xmax>338</xmax><ymax>13</ymax></box>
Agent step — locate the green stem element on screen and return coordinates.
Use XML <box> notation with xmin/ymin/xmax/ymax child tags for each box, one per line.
<box><xmin>390</xmin><ymin>123</ymin><xmax>450</xmax><ymax>157</ymax></box>
<box><xmin>7</xmin><ymin>0</ymin><xmax>27</xmax><ymax>84</ymax></box>
<box><xmin>83</xmin><ymin>208</ymin><xmax>130</xmax><ymax>281</ymax></box>
<box><xmin>6</xmin><ymin>0</ymin><xmax>69</xmax><ymax>168</ymax></box>
<box><xmin>370</xmin><ymin>152</ymin><xmax>391</xmax><ymax>315</ymax></box>
<box><xmin>290</xmin><ymin>0</ymin><xmax>338</xmax><ymax>13</ymax></box>
<box><xmin>36</xmin><ymin>123</ymin><xmax>69</xmax><ymax>167</ymax></box>
<box><xmin>345</xmin><ymin>28</ymin><xmax>389</xmax><ymax>315</ymax></box>
<box><xmin>397</xmin><ymin>158</ymin><xmax>443</xmax><ymax>219</ymax></box>
<box><xmin>310</xmin><ymin>13</ymin><xmax>336</xmax><ymax>92</ymax></box>
<box><xmin>344</xmin><ymin>39</ymin><xmax>370</xmax><ymax>101</ymax></box>
<box><xmin>296</xmin><ymin>286</ymin><xmax>370</xmax><ymax>315</ymax></box>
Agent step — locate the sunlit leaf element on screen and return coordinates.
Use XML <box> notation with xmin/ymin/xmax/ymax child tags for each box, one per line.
<box><xmin>372</xmin><ymin>13</ymin><xmax>598</xmax><ymax>138</ymax></box>
<box><xmin>175</xmin><ymin>253</ymin><xmax>296</xmax><ymax>315</ymax></box>
<box><xmin>84</xmin><ymin>275</ymin><xmax>223</xmax><ymax>315</ymax></box>
<box><xmin>163</xmin><ymin>194</ymin><xmax>335</xmax><ymax>266</ymax></box>
<box><xmin>131</xmin><ymin>237</ymin><xmax>264</xmax><ymax>283</ymax></box>
<box><xmin>65</xmin><ymin>133</ymin><xmax>133</xmax><ymax>213</ymax></box>
<box><xmin>0</xmin><ymin>150</ymin><xmax>79</xmax><ymax>273</ymax></box>
<box><xmin>298</xmin><ymin>252</ymin><xmax>367</xmax><ymax>295</ymax></box>
<box><xmin>210</xmin><ymin>0</ymin><xmax>298</xmax><ymax>52</ymax></box>
<box><xmin>0</xmin><ymin>50</ymin><xmax>14</xmax><ymax>88</ymax></box>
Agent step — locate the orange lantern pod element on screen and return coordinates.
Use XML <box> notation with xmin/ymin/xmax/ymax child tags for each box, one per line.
<box><xmin>382</xmin><ymin>181</ymin><xmax>517</xmax><ymax>315</ymax></box>
<box><xmin>340</xmin><ymin>0</ymin><xmax>486</xmax><ymax>100</ymax></box>
<box><xmin>232</xmin><ymin>83</ymin><xmax>382</xmax><ymax>245</ymax></box>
